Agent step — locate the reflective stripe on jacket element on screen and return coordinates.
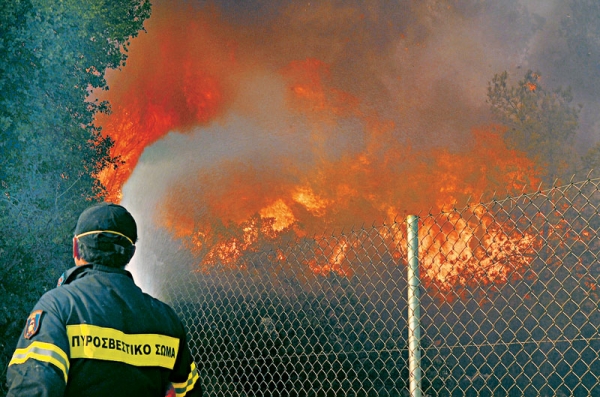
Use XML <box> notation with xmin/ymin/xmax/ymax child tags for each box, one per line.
<box><xmin>6</xmin><ymin>264</ymin><xmax>202</xmax><ymax>397</ymax></box>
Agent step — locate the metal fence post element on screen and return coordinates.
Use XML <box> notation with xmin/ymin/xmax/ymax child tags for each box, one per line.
<box><xmin>407</xmin><ymin>215</ymin><xmax>422</xmax><ymax>397</ymax></box>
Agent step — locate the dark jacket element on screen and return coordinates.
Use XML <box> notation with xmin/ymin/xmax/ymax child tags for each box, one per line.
<box><xmin>6</xmin><ymin>264</ymin><xmax>202</xmax><ymax>397</ymax></box>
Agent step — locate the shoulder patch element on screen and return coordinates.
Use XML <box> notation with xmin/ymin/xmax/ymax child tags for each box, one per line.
<box><xmin>24</xmin><ymin>310</ymin><xmax>44</xmax><ymax>339</ymax></box>
<box><xmin>57</xmin><ymin>272</ymin><xmax>65</xmax><ymax>287</ymax></box>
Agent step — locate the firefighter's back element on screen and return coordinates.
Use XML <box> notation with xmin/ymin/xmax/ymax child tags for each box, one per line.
<box><xmin>59</xmin><ymin>266</ymin><xmax>186</xmax><ymax>397</ymax></box>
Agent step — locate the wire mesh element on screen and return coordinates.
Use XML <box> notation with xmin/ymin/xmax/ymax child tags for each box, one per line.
<box><xmin>165</xmin><ymin>178</ymin><xmax>600</xmax><ymax>396</ymax></box>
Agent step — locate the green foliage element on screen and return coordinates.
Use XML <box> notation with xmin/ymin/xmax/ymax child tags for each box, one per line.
<box><xmin>0</xmin><ymin>0</ymin><xmax>150</xmax><ymax>393</ymax></box>
<box><xmin>487</xmin><ymin>70</ymin><xmax>581</xmax><ymax>184</ymax></box>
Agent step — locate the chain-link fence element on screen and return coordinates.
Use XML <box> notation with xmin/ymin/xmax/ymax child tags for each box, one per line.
<box><xmin>164</xmin><ymin>177</ymin><xmax>600</xmax><ymax>396</ymax></box>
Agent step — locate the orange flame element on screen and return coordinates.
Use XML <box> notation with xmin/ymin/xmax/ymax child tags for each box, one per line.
<box><xmin>526</xmin><ymin>82</ymin><xmax>537</xmax><ymax>92</ymax></box>
<box><xmin>417</xmin><ymin>208</ymin><xmax>539</xmax><ymax>301</ymax></box>
<box><xmin>95</xmin><ymin>2</ymin><xmax>544</xmax><ymax>294</ymax></box>
<box><xmin>94</xmin><ymin>3</ymin><xmax>236</xmax><ymax>202</ymax></box>
<box><xmin>157</xmin><ymin>61</ymin><xmax>541</xmax><ymax>279</ymax></box>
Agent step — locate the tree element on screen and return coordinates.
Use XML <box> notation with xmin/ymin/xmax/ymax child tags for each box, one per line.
<box><xmin>487</xmin><ymin>70</ymin><xmax>580</xmax><ymax>184</ymax></box>
<box><xmin>0</xmin><ymin>1</ymin><xmax>150</xmax><ymax>393</ymax></box>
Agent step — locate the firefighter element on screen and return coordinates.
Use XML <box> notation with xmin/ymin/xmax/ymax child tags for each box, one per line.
<box><xmin>6</xmin><ymin>203</ymin><xmax>203</xmax><ymax>396</ymax></box>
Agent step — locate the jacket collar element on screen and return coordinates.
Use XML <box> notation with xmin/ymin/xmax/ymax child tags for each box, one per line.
<box><xmin>57</xmin><ymin>264</ymin><xmax>133</xmax><ymax>286</ymax></box>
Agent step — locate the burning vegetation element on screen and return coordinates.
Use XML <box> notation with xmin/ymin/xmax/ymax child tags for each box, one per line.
<box><xmin>92</xmin><ymin>1</ymin><xmax>592</xmax><ymax>295</ymax></box>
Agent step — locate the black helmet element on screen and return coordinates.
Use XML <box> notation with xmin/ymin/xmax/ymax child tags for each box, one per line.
<box><xmin>74</xmin><ymin>203</ymin><xmax>137</xmax><ymax>266</ymax></box>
